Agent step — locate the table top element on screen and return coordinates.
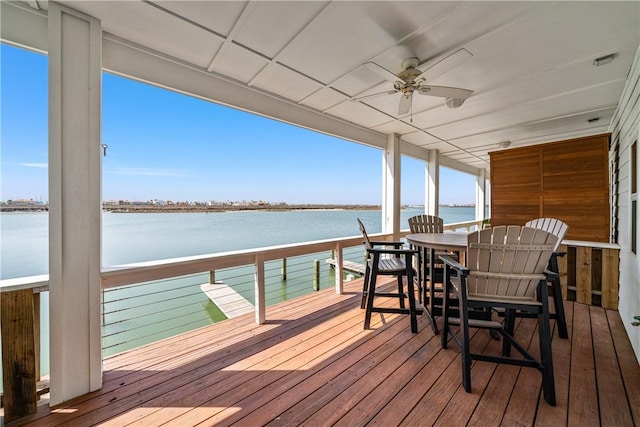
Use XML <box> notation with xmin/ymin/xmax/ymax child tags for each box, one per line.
<box><xmin>405</xmin><ymin>232</ymin><xmax>469</xmax><ymax>251</ymax></box>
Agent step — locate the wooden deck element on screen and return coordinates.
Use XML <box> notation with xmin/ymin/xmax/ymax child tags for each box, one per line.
<box><xmin>7</xmin><ymin>278</ymin><xmax>640</xmax><ymax>426</ymax></box>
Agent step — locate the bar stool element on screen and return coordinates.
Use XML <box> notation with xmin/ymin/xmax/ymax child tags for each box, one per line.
<box><xmin>358</xmin><ymin>219</ymin><xmax>419</xmax><ymax>333</ymax></box>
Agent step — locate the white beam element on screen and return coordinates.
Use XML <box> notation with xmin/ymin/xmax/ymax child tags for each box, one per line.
<box><xmin>101</xmin><ymin>35</ymin><xmax>388</xmax><ymax>151</ymax></box>
<box><xmin>48</xmin><ymin>2</ymin><xmax>102</xmax><ymax>405</ymax></box>
<box><xmin>0</xmin><ymin>1</ymin><xmax>48</xmax><ymax>53</ymax></box>
<box><xmin>439</xmin><ymin>155</ymin><xmax>482</xmax><ymax>177</ymax></box>
<box><xmin>427</xmin><ymin>149</ymin><xmax>440</xmax><ymax>217</ymax></box>
<box><xmin>382</xmin><ymin>134</ymin><xmax>401</xmax><ymax>237</ymax></box>
<box><xmin>475</xmin><ymin>168</ymin><xmax>487</xmax><ymax>221</ymax></box>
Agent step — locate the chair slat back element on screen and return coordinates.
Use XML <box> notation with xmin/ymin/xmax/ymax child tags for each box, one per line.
<box><xmin>465</xmin><ymin>225</ymin><xmax>557</xmax><ymax>301</ymax></box>
<box><xmin>525</xmin><ymin>218</ymin><xmax>568</xmax><ymax>252</ymax></box>
<box><xmin>408</xmin><ymin>215</ymin><xmax>444</xmax><ymax>233</ymax></box>
<box><xmin>357</xmin><ymin>218</ymin><xmax>372</xmax><ymax>251</ymax></box>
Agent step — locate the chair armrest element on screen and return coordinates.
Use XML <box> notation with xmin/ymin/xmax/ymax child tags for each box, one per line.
<box><xmin>368</xmin><ymin>240</ymin><xmax>404</xmax><ymax>248</ymax></box>
<box><xmin>439</xmin><ymin>254</ymin><xmax>469</xmax><ymax>275</ymax></box>
<box><xmin>553</xmin><ymin>251</ymin><xmax>567</xmax><ymax>258</ymax></box>
<box><xmin>368</xmin><ymin>247</ymin><xmax>417</xmax><ymax>256</ymax></box>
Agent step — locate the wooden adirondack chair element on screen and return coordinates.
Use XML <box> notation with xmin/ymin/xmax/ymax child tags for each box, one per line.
<box><xmin>525</xmin><ymin>218</ymin><xmax>569</xmax><ymax>339</ymax></box>
<box><xmin>440</xmin><ymin>225</ymin><xmax>558</xmax><ymax>406</ymax></box>
<box><xmin>358</xmin><ymin>219</ymin><xmax>419</xmax><ymax>333</ymax></box>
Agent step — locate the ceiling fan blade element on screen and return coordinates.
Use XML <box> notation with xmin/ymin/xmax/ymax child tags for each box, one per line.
<box><xmin>418</xmin><ymin>85</ymin><xmax>473</xmax><ymax>99</ymax></box>
<box><xmin>364</xmin><ymin>61</ymin><xmax>401</xmax><ymax>84</ymax></box>
<box><xmin>418</xmin><ymin>48</ymin><xmax>473</xmax><ymax>81</ymax></box>
<box><xmin>398</xmin><ymin>93</ymin><xmax>412</xmax><ymax>115</ymax></box>
<box><xmin>351</xmin><ymin>89</ymin><xmax>398</xmax><ymax>102</ymax></box>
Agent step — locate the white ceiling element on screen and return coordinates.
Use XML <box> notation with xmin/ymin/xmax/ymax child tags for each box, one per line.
<box><xmin>5</xmin><ymin>1</ymin><xmax>640</xmax><ymax>171</ymax></box>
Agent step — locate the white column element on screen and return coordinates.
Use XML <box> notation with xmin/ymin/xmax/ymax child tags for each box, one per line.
<box><xmin>475</xmin><ymin>168</ymin><xmax>487</xmax><ymax>221</ymax></box>
<box><xmin>48</xmin><ymin>3</ymin><xmax>102</xmax><ymax>405</ymax></box>
<box><xmin>427</xmin><ymin>149</ymin><xmax>440</xmax><ymax>216</ymax></box>
<box><xmin>382</xmin><ymin>134</ymin><xmax>401</xmax><ymax>237</ymax></box>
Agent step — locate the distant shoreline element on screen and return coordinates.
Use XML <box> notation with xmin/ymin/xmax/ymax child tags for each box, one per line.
<box><xmin>0</xmin><ymin>203</ymin><xmax>476</xmax><ymax>213</ymax></box>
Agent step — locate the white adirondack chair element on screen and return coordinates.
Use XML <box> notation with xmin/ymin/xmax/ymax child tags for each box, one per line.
<box><xmin>525</xmin><ymin>217</ymin><xmax>569</xmax><ymax>339</ymax></box>
<box><xmin>440</xmin><ymin>225</ymin><xmax>558</xmax><ymax>406</ymax></box>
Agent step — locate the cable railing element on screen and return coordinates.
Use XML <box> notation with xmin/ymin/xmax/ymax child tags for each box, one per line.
<box><xmin>98</xmin><ymin>237</ymin><xmax>381</xmax><ymax>356</ymax></box>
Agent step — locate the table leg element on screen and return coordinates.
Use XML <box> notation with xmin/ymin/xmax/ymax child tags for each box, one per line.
<box><xmin>428</xmin><ymin>247</ymin><xmax>439</xmax><ymax>335</ymax></box>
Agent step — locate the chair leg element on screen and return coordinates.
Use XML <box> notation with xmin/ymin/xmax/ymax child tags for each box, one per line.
<box><xmin>428</xmin><ymin>247</ymin><xmax>439</xmax><ymax>335</ymax></box>
<box><xmin>363</xmin><ymin>257</ymin><xmax>379</xmax><ymax>330</ymax></box>
<box><xmin>549</xmin><ymin>255</ymin><xmax>568</xmax><ymax>339</ymax></box>
<box><xmin>502</xmin><ymin>308</ymin><xmax>515</xmax><ymax>357</ymax></box>
<box><xmin>460</xmin><ymin>305</ymin><xmax>472</xmax><ymax>393</ymax></box>
<box><xmin>406</xmin><ymin>258</ymin><xmax>418</xmax><ymax>333</ymax></box>
<box><xmin>551</xmin><ymin>278</ymin><xmax>568</xmax><ymax>339</ymax></box>
<box><xmin>361</xmin><ymin>263</ymin><xmax>371</xmax><ymax>309</ymax></box>
<box><xmin>538</xmin><ymin>281</ymin><xmax>556</xmax><ymax>406</ymax></box>
<box><xmin>397</xmin><ymin>274</ymin><xmax>405</xmax><ymax>309</ymax></box>
<box><xmin>441</xmin><ymin>265</ymin><xmax>450</xmax><ymax>349</ymax></box>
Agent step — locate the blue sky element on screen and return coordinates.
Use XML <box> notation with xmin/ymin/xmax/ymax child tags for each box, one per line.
<box><xmin>1</xmin><ymin>43</ymin><xmax>476</xmax><ymax>205</ymax></box>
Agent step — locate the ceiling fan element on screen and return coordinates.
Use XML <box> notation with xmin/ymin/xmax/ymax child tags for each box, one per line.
<box><xmin>352</xmin><ymin>48</ymin><xmax>474</xmax><ymax>115</ymax></box>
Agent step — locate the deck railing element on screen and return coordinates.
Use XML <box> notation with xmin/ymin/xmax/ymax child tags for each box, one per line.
<box><xmin>0</xmin><ymin>220</ymin><xmax>483</xmax><ymax>420</ymax></box>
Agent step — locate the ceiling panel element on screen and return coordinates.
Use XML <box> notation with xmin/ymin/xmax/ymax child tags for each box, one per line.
<box><xmin>252</xmin><ymin>63</ymin><xmax>324</xmax><ymax>103</ymax></box>
<box><xmin>326</xmin><ymin>102</ymin><xmax>393</xmax><ymax>130</ymax></box>
<box><xmin>372</xmin><ymin>120</ymin><xmax>420</xmax><ymax>136</ymax></box>
<box><xmin>234</xmin><ymin>1</ymin><xmax>329</xmax><ymax>59</ymax></box>
<box><xmin>156</xmin><ymin>1</ymin><xmax>248</xmax><ymax>37</ymax></box>
<box><xmin>300</xmin><ymin>88</ymin><xmax>348</xmax><ymax>112</ymax></box>
<box><xmin>210</xmin><ymin>43</ymin><xmax>270</xmax><ymax>84</ymax></box>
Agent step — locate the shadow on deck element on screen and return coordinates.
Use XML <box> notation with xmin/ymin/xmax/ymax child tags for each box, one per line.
<box><xmin>7</xmin><ymin>278</ymin><xmax>640</xmax><ymax>426</ymax></box>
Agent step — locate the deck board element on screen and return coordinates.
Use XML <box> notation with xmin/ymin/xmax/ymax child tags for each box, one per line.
<box><xmin>568</xmin><ymin>303</ymin><xmax>599</xmax><ymax>426</ymax></box>
<box><xmin>6</xmin><ymin>278</ymin><xmax>639</xmax><ymax>427</ymax></box>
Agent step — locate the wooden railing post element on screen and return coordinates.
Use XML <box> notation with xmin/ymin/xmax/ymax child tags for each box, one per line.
<box><xmin>254</xmin><ymin>255</ymin><xmax>266</xmax><ymax>324</ymax></box>
<box><xmin>576</xmin><ymin>247</ymin><xmax>593</xmax><ymax>305</ymax></box>
<box><xmin>1</xmin><ymin>289</ymin><xmax>38</xmax><ymax>422</ymax></box>
<box><xmin>602</xmin><ymin>248</ymin><xmax>620</xmax><ymax>309</ymax></box>
<box><xmin>313</xmin><ymin>259</ymin><xmax>320</xmax><ymax>291</ymax></box>
<box><xmin>333</xmin><ymin>244</ymin><xmax>344</xmax><ymax>294</ymax></box>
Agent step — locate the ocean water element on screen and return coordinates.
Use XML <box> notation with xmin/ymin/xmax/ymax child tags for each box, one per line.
<box><xmin>0</xmin><ymin>206</ymin><xmax>475</xmax><ymax>386</ymax></box>
<box><xmin>1</xmin><ymin>206</ymin><xmax>475</xmax><ymax>278</ymax></box>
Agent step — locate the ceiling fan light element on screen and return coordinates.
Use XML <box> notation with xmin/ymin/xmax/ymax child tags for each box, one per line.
<box><xmin>446</xmin><ymin>98</ymin><xmax>465</xmax><ymax>109</ymax></box>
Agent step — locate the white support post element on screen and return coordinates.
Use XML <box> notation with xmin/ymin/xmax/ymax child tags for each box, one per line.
<box><xmin>254</xmin><ymin>255</ymin><xmax>266</xmax><ymax>324</ymax></box>
<box><xmin>334</xmin><ymin>243</ymin><xmax>344</xmax><ymax>294</ymax></box>
<box><xmin>427</xmin><ymin>149</ymin><xmax>440</xmax><ymax>217</ymax></box>
<box><xmin>475</xmin><ymin>168</ymin><xmax>487</xmax><ymax>221</ymax></box>
<box><xmin>48</xmin><ymin>3</ymin><xmax>102</xmax><ymax>405</ymax></box>
<box><xmin>382</xmin><ymin>134</ymin><xmax>401</xmax><ymax>238</ymax></box>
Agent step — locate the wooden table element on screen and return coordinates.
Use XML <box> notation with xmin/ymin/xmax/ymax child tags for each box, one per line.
<box><xmin>405</xmin><ymin>232</ymin><xmax>468</xmax><ymax>334</ymax></box>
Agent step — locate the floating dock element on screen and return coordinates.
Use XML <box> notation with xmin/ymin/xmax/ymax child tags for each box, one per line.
<box><xmin>200</xmin><ymin>282</ymin><xmax>254</xmax><ymax>318</ymax></box>
<box><xmin>325</xmin><ymin>258</ymin><xmax>366</xmax><ymax>275</ymax></box>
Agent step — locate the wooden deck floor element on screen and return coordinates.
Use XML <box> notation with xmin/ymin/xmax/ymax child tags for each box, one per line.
<box><xmin>8</xmin><ymin>279</ymin><xmax>640</xmax><ymax>426</ymax></box>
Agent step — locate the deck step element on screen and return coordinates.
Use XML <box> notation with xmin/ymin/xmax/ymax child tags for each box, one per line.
<box><xmin>200</xmin><ymin>282</ymin><xmax>253</xmax><ymax>318</ymax></box>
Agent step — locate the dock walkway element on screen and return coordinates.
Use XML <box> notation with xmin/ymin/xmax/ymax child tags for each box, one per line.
<box><xmin>200</xmin><ymin>282</ymin><xmax>253</xmax><ymax>318</ymax></box>
<box><xmin>325</xmin><ymin>258</ymin><xmax>366</xmax><ymax>275</ymax></box>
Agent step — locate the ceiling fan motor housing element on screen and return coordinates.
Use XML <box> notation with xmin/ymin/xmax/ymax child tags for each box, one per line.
<box><xmin>446</xmin><ymin>97</ymin><xmax>465</xmax><ymax>108</ymax></box>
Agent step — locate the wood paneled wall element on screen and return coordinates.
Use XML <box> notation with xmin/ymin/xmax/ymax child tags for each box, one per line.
<box><xmin>490</xmin><ymin>133</ymin><xmax>611</xmax><ymax>243</ymax></box>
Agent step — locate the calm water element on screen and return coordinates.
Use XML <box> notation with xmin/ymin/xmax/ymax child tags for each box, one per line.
<box><xmin>0</xmin><ymin>206</ymin><xmax>475</xmax><ymax>386</ymax></box>
<box><xmin>1</xmin><ymin>206</ymin><xmax>475</xmax><ymax>278</ymax></box>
